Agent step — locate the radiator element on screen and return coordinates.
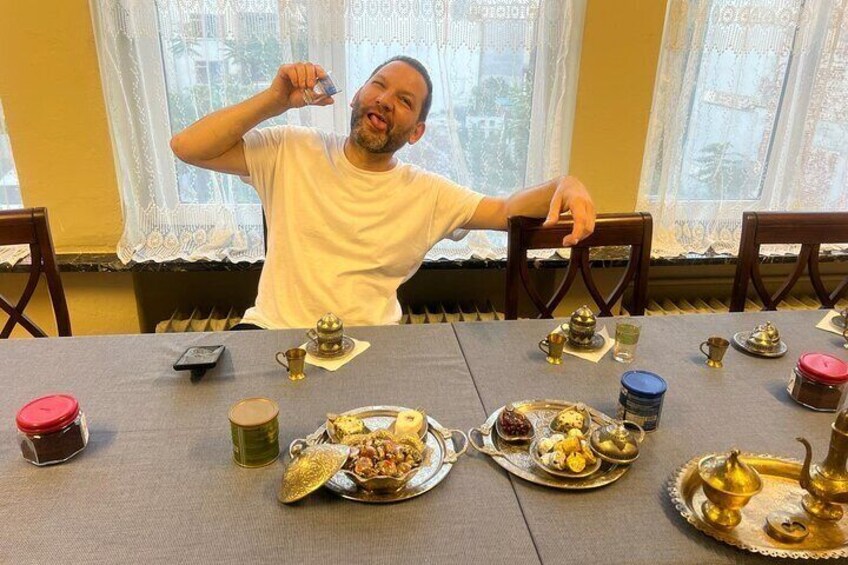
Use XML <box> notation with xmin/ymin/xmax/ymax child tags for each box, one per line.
<box><xmin>155</xmin><ymin>296</ymin><xmax>848</xmax><ymax>332</ymax></box>
<box><xmin>155</xmin><ymin>306</ymin><xmax>242</xmax><ymax>333</ymax></box>
<box><xmin>154</xmin><ymin>301</ymin><xmax>502</xmax><ymax>332</ymax></box>
<box><xmin>645</xmin><ymin>295</ymin><xmax>848</xmax><ymax>315</ymax></box>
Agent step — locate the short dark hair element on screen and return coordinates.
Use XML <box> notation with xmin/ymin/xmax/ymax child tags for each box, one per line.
<box><xmin>369</xmin><ymin>56</ymin><xmax>433</xmax><ymax>122</ymax></box>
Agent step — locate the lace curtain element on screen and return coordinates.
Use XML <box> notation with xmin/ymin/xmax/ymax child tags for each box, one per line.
<box><xmin>90</xmin><ymin>0</ymin><xmax>585</xmax><ymax>263</ymax></box>
<box><xmin>637</xmin><ymin>0</ymin><xmax>848</xmax><ymax>256</ymax></box>
<box><xmin>0</xmin><ymin>98</ymin><xmax>27</xmax><ymax>266</ymax></box>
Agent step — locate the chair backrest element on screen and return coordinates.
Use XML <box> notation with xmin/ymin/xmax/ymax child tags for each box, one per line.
<box><xmin>0</xmin><ymin>208</ymin><xmax>71</xmax><ymax>337</ymax></box>
<box><xmin>505</xmin><ymin>213</ymin><xmax>653</xmax><ymax>319</ymax></box>
<box><xmin>730</xmin><ymin>211</ymin><xmax>848</xmax><ymax>312</ymax></box>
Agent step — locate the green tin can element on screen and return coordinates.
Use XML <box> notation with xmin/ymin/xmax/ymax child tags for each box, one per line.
<box><xmin>228</xmin><ymin>397</ymin><xmax>280</xmax><ymax>467</ymax></box>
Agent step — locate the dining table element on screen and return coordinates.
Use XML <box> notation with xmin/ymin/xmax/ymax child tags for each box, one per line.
<box><xmin>1</xmin><ymin>310</ymin><xmax>846</xmax><ymax>564</ymax></box>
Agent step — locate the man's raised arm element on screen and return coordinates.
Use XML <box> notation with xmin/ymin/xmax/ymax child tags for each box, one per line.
<box><xmin>169</xmin><ymin>62</ymin><xmax>333</xmax><ymax>176</ymax></box>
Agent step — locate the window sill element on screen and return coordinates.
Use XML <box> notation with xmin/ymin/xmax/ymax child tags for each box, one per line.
<box><xmin>2</xmin><ymin>250</ymin><xmax>848</xmax><ymax>274</ymax></box>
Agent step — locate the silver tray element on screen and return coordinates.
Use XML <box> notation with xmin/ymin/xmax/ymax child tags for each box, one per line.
<box><xmin>306</xmin><ymin>335</ymin><xmax>355</xmax><ymax>359</ymax></box>
<box><xmin>468</xmin><ymin>399</ymin><xmax>629</xmax><ymax>490</ymax></box>
<box><xmin>668</xmin><ymin>453</ymin><xmax>848</xmax><ymax>559</ymax></box>
<box><xmin>732</xmin><ymin>331</ymin><xmax>788</xmax><ymax>358</ymax></box>
<box><xmin>299</xmin><ymin>405</ymin><xmax>467</xmax><ymax>503</ymax></box>
<box><xmin>831</xmin><ymin>314</ymin><xmax>846</xmax><ymax>330</ymax></box>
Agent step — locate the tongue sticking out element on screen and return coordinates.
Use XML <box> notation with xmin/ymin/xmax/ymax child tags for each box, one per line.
<box><xmin>368</xmin><ymin>113</ymin><xmax>388</xmax><ymax>131</ymax></box>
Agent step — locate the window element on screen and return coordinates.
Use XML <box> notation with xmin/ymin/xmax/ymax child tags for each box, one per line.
<box><xmin>638</xmin><ymin>0</ymin><xmax>848</xmax><ymax>256</ymax></box>
<box><xmin>0</xmin><ymin>97</ymin><xmax>28</xmax><ymax>267</ymax></box>
<box><xmin>0</xmin><ymin>99</ymin><xmax>22</xmax><ymax>211</ymax></box>
<box><xmin>92</xmin><ymin>0</ymin><xmax>585</xmax><ymax>262</ymax></box>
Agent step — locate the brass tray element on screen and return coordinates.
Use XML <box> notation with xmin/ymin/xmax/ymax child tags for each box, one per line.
<box><xmin>468</xmin><ymin>399</ymin><xmax>629</xmax><ymax>490</ymax></box>
<box><xmin>668</xmin><ymin>453</ymin><xmax>848</xmax><ymax>559</ymax></box>
<box><xmin>306</xmin><ymin>336</ymin><xmax>355</xmax><ymax>359</ymax></box>
<box><xmin>298</xmin><ymin>405</ymin><xmax>467</xmax><ymax>504</ymax></box>
<box><xmin>732</xmin><ymin>331</ymin><xmax>788</xmax><ymax>358</ymax></box>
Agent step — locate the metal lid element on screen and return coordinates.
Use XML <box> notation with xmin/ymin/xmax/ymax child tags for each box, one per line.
<box><xmin>621</xmin><ymin>370</ymin><xmax>667</xmax><ymax>398</ymax></box>
<box><xmin>316</xmin><ymin>313</ymin><xmax>342</xmax><ymax>332</ymax></box>
<box><xmin>589</xmin><ymin>420</ymin><xmax>645</xmax><ymax>464</ymax></box>
<box><xmin>228</xmin><ymin>398</ymin><xmax>279</xmax><ymax>428</ymax></box>
<box><xmin>569</xmin><ymin>305</ymin><xmax>596</xmax><ymax>330</ymax></box>
<box><xmin>765</xmin><ymin>511</ymin><xmax>809</xmax><ymax>543</ymax></box>
<box><xmin>747</xmin><ymin>321</ymin><xmax>781</xmax><ymax>350</ymax></box>
<box><xmin>278</xmin><ymin>443</ymin><xmax>350</xmax><ymax>504</ymax></box>
<box><xmin>698</xmin><ymin>449</ymin><xmax>763</xmax><ymax>497</ymax></box>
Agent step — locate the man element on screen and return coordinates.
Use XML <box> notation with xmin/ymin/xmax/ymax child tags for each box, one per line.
<box><xmin>170</xmin><ymin>56</ymin><xmax>595</xmax><ymax>329</ymax></box>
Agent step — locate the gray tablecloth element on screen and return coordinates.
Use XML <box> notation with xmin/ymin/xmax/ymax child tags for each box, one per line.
<box><xmin>0</xmin><ymin>325</ymin><xmax>537</xmax><ymax>565</ymax></box>
<box><xmin>453</xmin><ymin>310</ymin><xmax>845</xmax><ymax>564</ymax></box>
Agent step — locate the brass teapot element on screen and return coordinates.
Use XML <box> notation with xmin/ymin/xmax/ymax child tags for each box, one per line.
<box><xmin>797</xmin><ymin>408</ymin><xmax>848</xmax><ymax>521</ymax></box>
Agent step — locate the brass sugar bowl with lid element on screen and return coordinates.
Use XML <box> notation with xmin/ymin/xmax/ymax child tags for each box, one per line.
<box><xmin>566</xmin><ymin>305</ymin><xmax>597</xmax><ymax>347</ymax></box>
<box><xmin>746</xmin><ymin>321</ymin><xmax>782</xmax><ymax>353</ymax></box>
<box><xmin>588</xmin><ymin>420</ymin><xmax>645</xmax><ymax>465</ymax></box>
<box><xmin>307</xmin><ymin>313</ymin><xmax>344</xmax><ymax>355</ymax></box>
<box><xmin>698</xmin><ymin>449</ymin><xmax>763</xmax><ymax>529</ymax></box>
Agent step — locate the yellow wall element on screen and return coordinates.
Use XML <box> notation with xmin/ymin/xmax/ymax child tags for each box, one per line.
<box><xmin>0</xmin><ymin>0</ymin><xmax>123</xmax><ymax>252</ymax></box>
<box><xmin>0</xmin><ymin>273</ymin><xmax>140</xmax><ymax>337</ymax></box>
<box><xmin>0</xmin><ymin>0</ymin><xmax>668</xmax><ymax>335</ymax></box>
<box><xmin>569</xmin><ymin>0</ymin><xmax>667</xmax><ymax>213</ymax></box>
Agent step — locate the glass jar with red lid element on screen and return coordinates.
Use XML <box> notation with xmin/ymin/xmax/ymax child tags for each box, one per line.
<box><xmin>787</xmin><ymin>353</ymin><xmax>848</xmax><ymax>412</ymax></box>
<box><xmin>15</xmin><ymin>394</ymin><xmax>89</xmax><ymax>465</ymax></box>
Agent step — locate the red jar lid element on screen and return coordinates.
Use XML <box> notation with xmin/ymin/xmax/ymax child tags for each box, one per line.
<box><xmin>798</xmin><ymin>353</ymin><xmax>848</xmax><ymax>385</ymax></box>
<box><xmin>16</xmin><ymin>394</ymin><xmax>80</xmax><ymax>434</ymax></box>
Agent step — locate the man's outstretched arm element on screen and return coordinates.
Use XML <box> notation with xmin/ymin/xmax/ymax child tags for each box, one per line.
<box><xmin>463</xmin><ymin>176</ymin><xmax>596</xmax><ymax>246</ymax></box>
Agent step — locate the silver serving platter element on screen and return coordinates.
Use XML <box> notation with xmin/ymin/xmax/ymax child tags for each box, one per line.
<box><xmin>732</xmin><ymin>331</ymin><xmax>788</xmax><ymax>358</ymax></box>
<box><xmin>830</xmin><ymin>315</ymin><xmax>846</xmax><ymax>330</ymax></box>
<box><xmin>301</xmin><ymin>405</ymin><xmax>467</xmax><ymax>503</ymax></box>
<box><xmin>306</xmin><ymin>335</ymin><xmax>355</xmax><ymax>359</ymax></box>
<box><xmin>469</xmin><ymin>400</ymin><xmax>629</xmax><ymax>490</ymax></box>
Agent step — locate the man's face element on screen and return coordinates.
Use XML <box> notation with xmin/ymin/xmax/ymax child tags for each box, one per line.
<box><xmin>349</xmin><ymin>61</ymin><xmax>427</xmax><ymax>154</ymax></box>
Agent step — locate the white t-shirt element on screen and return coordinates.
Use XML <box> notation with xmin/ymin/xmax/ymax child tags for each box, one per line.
<box><xmin>239</xmin><ymin>125</ymin><xmax>485</xmax><ymax>329</ymax></box>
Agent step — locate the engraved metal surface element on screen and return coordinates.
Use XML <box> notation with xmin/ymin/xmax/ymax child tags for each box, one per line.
<box><xmin>470</xmin><ymin>400</ymin><xmax>629</xmax><ymax>490</ymax></box>
<box><xmin>668</xmin><ymin>453</ymin><xmax>848</xmax><ymax>559</ymax></box>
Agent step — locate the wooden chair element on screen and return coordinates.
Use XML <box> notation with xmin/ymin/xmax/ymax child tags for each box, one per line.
<box><xmin>730</xmin><ymin>211</ymin><xmax>848</xmax><ymax>312</ymax></box>
<box><xmin>505</xmin><ymin>213</ymin><xmax>653</xmax><ymax>319</ymax></box>
<box><xmin>0</xmin><ymin>208</ymin><xmax>71</xmax><ymax>337</ymax></box>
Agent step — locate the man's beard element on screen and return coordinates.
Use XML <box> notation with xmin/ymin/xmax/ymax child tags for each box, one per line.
<box><xmin>349</xmin><ymin>101</ymin><xmax>411</xmax><ymax>154</ymax></box>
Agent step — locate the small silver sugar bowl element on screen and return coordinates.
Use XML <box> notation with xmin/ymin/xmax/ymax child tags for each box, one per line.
<box><xmin>564</xmin><ymin>305</ymin><xmax>597</xmax><ymax>347</ymax></box>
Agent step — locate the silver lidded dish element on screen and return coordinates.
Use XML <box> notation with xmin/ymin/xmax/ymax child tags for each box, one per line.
<box><xmin>562</xmin><ymin>305</ymin><xmax>598</xmax><ymax>349</ymax></box>
<box><xmin>732</xmin><ymin>321</ymin><xmax>787</xmax><ymax>358</ymax></box>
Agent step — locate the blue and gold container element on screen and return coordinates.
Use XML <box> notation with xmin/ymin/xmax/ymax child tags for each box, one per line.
<box><xmin>617</xmin><ymin>370</ymin><xmax>667</xmax><ymax>432</ymax></box>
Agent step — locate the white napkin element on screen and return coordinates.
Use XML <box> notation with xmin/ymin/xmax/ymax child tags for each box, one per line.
<box><xmin>816</xmin><ymin>310</ymin><xmax>847</xmax><ymax>337</ymax></box>
<box><xmin>553</xmin><ymin>324</ymin><xmax>614</xmax><ymax>363</ymax></box>
<box><xmin>299</xmin><ymin>338</ymin><xmax>370</xmax><ymax>372</ymax></box>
